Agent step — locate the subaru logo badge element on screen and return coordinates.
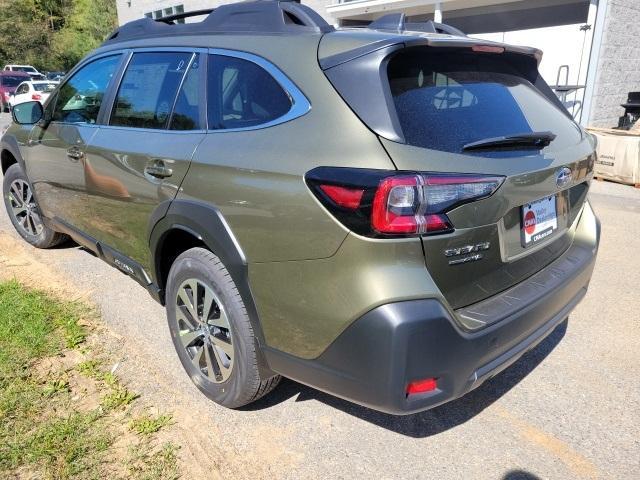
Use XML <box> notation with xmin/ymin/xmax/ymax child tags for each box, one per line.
<box><xmin>556</xmin><ymin>167</ymin><xmax>572</xmax><ymax>188</ymax></box>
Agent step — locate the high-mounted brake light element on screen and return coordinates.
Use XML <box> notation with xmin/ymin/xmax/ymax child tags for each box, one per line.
<box><xmin>472</xmin><ymin>45</ymin><xmax>505</xmax><ymax>54</ymax></box>
<box><xmin>306</xmin><ymin>167</ymin><xmax>504</xmax><ymax>238</ymax></box>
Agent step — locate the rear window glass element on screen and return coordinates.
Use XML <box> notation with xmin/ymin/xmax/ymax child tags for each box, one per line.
<box><xmin>1</xmin><ymin>76</ymin><xmax>25</xmax><ymax>87</ymax></box>
<box><xmin>207</xmin><ymin>54</ymin><xmax>292</xmax><ymax>130</ymax></box>
<box><xmin>33</xmin><ymin>83</ymin><xmax>57</xmax><ymax>92</ymax></box>
<box><xmin>387</xmin><ymin>49</ymin><xmax>581</xmax><ymax>154</ymax></box>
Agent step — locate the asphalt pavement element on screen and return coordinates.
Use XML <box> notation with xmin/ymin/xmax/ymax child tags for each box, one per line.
<box><xmin>0</xmin><ymin>111</ymin><xmax>638</xmax><ymax>479</ymax></box>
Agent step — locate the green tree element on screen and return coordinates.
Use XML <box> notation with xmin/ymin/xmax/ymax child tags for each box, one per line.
<box><xmin>0</xmin><ymin>0</ymin><xmax>116</xmax><ymax>72</ymax></box>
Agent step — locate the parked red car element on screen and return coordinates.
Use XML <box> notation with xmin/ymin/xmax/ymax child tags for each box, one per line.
<box><xmin>0</xmin><ymin>71</ymin><xmax>30</xmax><ymax>112</ymax></box>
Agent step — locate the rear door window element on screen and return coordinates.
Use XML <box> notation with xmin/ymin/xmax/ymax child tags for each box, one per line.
<box><xmin>387</xmin><ymin>49</ymin><xmax>581</xmax><ymax>153</ymax></box>
<box><xmin>207</xmin><ymin>54</ymin><xmax>291</xmax><ymax>130</ymax></box>
<box><xmin>169</xmin><ymin>57</ymin><xmax>202</xmax><ymax>131</ymax></box>
<box><xmin>111</xmin><ymin>52</ymin><xmax>193</xmax><ymax>129</ymax></box>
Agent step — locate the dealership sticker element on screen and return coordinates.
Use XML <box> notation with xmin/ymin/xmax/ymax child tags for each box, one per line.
<box><xmin>522</xmin><ymin>196</ymin><xmax>558</xmax><ymax>247</ymax></box>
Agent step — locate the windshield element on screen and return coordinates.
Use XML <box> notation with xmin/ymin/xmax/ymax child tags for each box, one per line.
<box><xmin>33</xmin><ymin>83</ymin><xmax>57</xmax><ymax>92</ymax></box>
<box><xmin>14</xmin><ymin>66</ymin><xmax>37</xmax><ymax>73</ymax></box>
<box><xmin>0</xmin><ymin>76</ymin><xmax>25</xmax><ymax>87</ymax></box>
<box><xmin>387</xmin><ymin>49</ymin><xmax>581</xmax><ymax>154</ymax></box>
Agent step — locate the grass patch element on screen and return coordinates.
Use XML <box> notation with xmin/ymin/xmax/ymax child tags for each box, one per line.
<box><xmin>0</xmin><ymin>280</ymin><xmax>86</xmax><ymax>378</ymax></box>
<box><xmin>0</xmin><ymin>280</ymin><xmax>179</xmax><ymax>479</ymax></box>
<box><xmin>101</xmin><ymin>386</ymin><xmax>140</xmax><ymax>411</ymax></box>
<box><xmin>130</xmin><ymin>414</ymin><xmax>173</xmax><ymax>436</ymax></box>
<box><xmin>127</xmin><ymin>442</ymin><xmax>180</xmax><ymax>480</ymax></box>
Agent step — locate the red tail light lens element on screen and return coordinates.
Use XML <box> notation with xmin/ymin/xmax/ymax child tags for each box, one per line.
<box><xmin>31</xmin><ymin>94</ymin><xmax>42</xmax><ymax>101</ymax></box>
<box><xmin>407</xmin><ymin>378</ymin><xmax>438</xmax><ymax>395</ymax></box>
<box><xmin>319</xmin><ymin>184</ymin><xmax>364</xmax><ymax>210</ymax></box>
<box><xmin>306</xmin><ymin>167</ymin><xmax>504</xmax><ymax>238</ymax></box>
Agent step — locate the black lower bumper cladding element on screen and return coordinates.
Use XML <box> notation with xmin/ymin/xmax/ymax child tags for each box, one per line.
<box><xmin>264</xmin><ymin>223</ymin><xmax>599</xmax><ymax>415</ymax></box>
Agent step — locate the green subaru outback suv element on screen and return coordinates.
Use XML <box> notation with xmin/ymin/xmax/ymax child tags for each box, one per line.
<box><xmin>1</xmin><ymin>1</ymin><xmax>600</xmax><ymax>414</ymax></box>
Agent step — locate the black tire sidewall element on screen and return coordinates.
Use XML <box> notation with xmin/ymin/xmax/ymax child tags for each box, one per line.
<box><xmin>2</xmin><ymin>163</ymin><xmax>58</xmax><ymax>248</ymax></box>
<box><xmin>166</xmin><ymin>249</ymin><xmax>259</xmax><ymax>408</ymax></box>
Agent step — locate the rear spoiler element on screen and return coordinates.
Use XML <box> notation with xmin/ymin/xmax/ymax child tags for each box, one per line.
<box><xmin>319</xmin><ymin>35</ymin><xmax>543</xmax><ymax>71</ymax></box>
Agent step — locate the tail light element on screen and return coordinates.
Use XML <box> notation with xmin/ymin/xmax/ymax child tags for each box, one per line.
<box><xmin>32</xmin><ymin>94</ymin><xmax>42</xmax><ymax>101</ymax></box>
<box><xmin>306</xmin><ymin>167</ymin><xmax>504</xmax><ymax>237</ymax></box>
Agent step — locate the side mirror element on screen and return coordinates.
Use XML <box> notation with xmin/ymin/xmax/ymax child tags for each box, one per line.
<box><xmin>12</xmin><ymin>101</ymin><xmax>43</xmax><ymax>125</ymax></box>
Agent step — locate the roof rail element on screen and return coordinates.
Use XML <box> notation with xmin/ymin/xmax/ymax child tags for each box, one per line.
<box><xmin>104</xmin><ymin>0</ymin><xmax>334</xmax><ymax>45</ymax></box>
<box><xmin>368</xmin><ymin>13</ymin><xmax>466</xmax><ymax>37</ymax></box>
<box><xmin>157</xmin><ymin>9</ymin><xmax>214</xmax><ymax>24</ymax></box>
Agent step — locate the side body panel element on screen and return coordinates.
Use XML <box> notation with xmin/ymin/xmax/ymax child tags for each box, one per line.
<box><xmin>25</xmin><ymin>123</ymin><xmax>99</xmax><ymax>233</ymax></box>
<box><xmin>84</xmin><ymin>128</ymin><xmax>203</xmax><ymax>271</ymax></box>
<box><xmin>176</xmin><ymin>35</ymin><xmax>395</xmax><ymax>263</ymax></box>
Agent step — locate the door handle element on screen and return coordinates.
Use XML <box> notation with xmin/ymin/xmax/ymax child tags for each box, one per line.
<box><xmin>67</xmin><ymin>146</ymin><xmax>84</xmax><ymax>162</ymax></box>
<box><xmin>144</xmin><ymin>160</ymin><xmax>173</xmax><ymax>179</ymax></box>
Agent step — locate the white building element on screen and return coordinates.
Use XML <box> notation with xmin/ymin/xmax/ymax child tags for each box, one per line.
<box><xmin>115</xmin><ymin>0</ymin><xmax>640</xmax><ymax>128</ymax></box>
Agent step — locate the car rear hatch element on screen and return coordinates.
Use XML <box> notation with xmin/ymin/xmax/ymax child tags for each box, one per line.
<box><xmin>320</xmin><ymin>33</ymin><xmax>595</xmax><ymax>314</ymax></box>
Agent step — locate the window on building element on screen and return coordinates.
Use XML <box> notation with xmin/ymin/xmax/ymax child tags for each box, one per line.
<box><xmin>144</xmin><ymin>5</ymin><xmax>185</xmax><ymax>23</ymax></box>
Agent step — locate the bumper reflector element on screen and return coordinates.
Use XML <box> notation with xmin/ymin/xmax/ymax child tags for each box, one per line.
<box><xmin>406</xmin><ymin>378</ymin><xmax>438</xmax><ymax>395</ymax></box>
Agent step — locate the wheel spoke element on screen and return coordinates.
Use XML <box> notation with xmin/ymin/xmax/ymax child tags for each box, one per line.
<box><xmin>26</xmin><ymin>214</ymin><xmax>35</xmax><ymax>235</ymax></box>
<box><xmin>176</xmin><ymin>305</ymin><xmax>198</xmax><ymax>330</ymax></box>
<box><xmin>11</xmin><ymin>204</ymin><xmax>27</xmax><ymax>216</ymax></box>
<box><xmin>20</xmin><ymin>214</ymin><xmax>30</xmax><ymax>233</ymax></box>
<box><xmin>211</xmin><ymin>334</ymin><xmax>233</xmax><ymax>359</ymax></box>
<box><xmin>178</xmin><ymin>287</ymin><xmax>197</xmax><ymax>321</ymax></box>
<box><xmin>191</xmin><ymin>345</ymin><xmax>204</xmax><ymax>369</ymax></box>
<box><xmin>212</xmin><ymin>343</ymin><xmax>231</xmax><ymax>379</ymax></box>
<box><xmin>202</xmin><ymin>286</ymin><xmax>215</xmax><ymax>323</ymax></box>
<box><xmin>209</xmin><ymin>307</ymin><xmax>229</xmax><ymax>329</ymax></box>
<box><xmin>204</xmin><ymin>344</ymin><xmax>219</xmax><ymax>381</ymax></box>
<box><xmin>179</xmin><ymin>329</ymin><xmax>201</xmax><ymax>348</ymax></box>
<box><xmin>10</xmin><ymin>183</ymin><xmax>23</xmax><ymax>205</ymax></box>
<box><xmin>189</xmin><ymin>280</ymin><xmax>201</xmax><ymax>321</ymax></box>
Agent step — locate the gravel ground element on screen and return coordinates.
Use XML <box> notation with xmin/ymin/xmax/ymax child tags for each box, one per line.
<box><xmin>1</xmin><ymin>111</ymin><xmax>638</xmax><ymax>479</ymax></box>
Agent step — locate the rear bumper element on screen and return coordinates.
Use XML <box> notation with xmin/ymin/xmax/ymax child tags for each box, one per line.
<box><xmin>264</xmin><ymin>201</ymin><xmax>600</xmax><ymax>414</ymax></box>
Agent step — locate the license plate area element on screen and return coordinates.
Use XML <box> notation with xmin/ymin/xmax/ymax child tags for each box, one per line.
<box><xmin>521</xmin><ymin>195</ymin><xmax>558</xmax><ymax>247</ymax></box>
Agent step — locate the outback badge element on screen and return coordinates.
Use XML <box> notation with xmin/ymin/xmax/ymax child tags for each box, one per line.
<box><xmin>444</xmin><ymin>242</ymin><xmax>490</xmax><ymax>265</ymax></box>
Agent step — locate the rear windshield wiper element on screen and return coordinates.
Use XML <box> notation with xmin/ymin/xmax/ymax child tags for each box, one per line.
<box><xmin>462</xmin><ymin>131</ymin><xmax>557</xmax><ymax>151</ymax></box>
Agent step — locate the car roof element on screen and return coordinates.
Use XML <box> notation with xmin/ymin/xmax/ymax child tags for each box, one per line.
<box><xmin>102</xmin><ymin>0</ymin><xmax>332</xmax><ymax>46</ymax></box>
<box><xmin>99</xmin><ymin>1</ymin><xmax>540</xmax><ymax>67</ymax></box>
<box><xmin>0</xmin><ymin>71</ymin><xmax>30</xmax><ymax>76</ymax></box>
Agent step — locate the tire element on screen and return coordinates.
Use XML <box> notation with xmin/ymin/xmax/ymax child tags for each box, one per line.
<box><xmin>2</xmin><ymin>163</ymin><xmax>67</xmax><ymax>248</ymax></box>
<box><xmin>166</xmin><ymin>247</ymin><xmax>280</xmax><ymax>408</ymax></box>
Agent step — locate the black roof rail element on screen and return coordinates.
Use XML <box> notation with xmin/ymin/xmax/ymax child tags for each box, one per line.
<box><xmin>157</xmin><ymin>9</ymin><xmax>214</xmax><ymax>24</ymax></box>
<box><xmin>104</xmin><ymin>0</ymin><xmax>334</xmax><ymax>45</ymax></box>
<box><xmin>368</xmin><ymin>13</ymin><xmax>467</xmax><ymax>37</ymax></box>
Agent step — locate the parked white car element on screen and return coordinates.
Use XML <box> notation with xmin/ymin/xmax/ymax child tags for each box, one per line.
<box><xmin>4</xmin><ymin>64</ymin><xmax>46</xmax><ymax>80</ymax></box>
<box><xmin>10</xmin><ymin>80</ymin><xmax>58</xmax><ymax>107</ymax></box>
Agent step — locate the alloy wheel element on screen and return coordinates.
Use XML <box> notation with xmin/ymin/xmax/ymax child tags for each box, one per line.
<box><xmin>175</xmin><ymin>279</ymin><xmax>234</xmax><ymax>383</ymax></box>
<box><xmin>7</xmin><ymin>179</ymin><xmax>43</xmax><ymax>237</ymax></box>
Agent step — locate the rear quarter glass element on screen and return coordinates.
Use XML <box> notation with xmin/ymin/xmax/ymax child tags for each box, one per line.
<box><xmin>387</xmin><ymin>49</ymin><xmax>582</xmax><ymax>155</ymax></box>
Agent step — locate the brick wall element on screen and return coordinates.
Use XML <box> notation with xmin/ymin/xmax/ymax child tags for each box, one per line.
<box><xmin>588</xmin><ymin>0</ymin><xmax>640</xmax><ymax>127</ymax></box>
